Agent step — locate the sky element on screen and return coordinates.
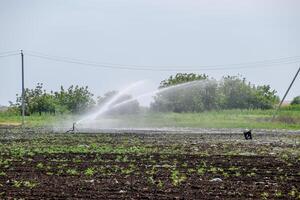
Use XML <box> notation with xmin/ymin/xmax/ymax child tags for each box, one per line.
<box><xmin>0</xmin><ymin>0</ymin><xmax>300</xmax><ymax>105</ymax></box>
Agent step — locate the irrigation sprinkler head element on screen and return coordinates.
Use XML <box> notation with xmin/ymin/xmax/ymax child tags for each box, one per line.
<box><xmin>66</xmin><ymin>122</ymin><xmax>78</xmax><ymax>134</ymax></box>
<box><xmin>243</xmin><ymin>129</ymin><xmax>252</xmax><ymax>140</ymax></box>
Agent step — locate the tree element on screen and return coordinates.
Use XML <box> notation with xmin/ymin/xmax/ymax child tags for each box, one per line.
<box><xmin>291</xmin><ymin>96</ymin><xmax>300</xmax><ymax>105</ymax></box>
<box><xmin>151</xmin><ymin>73</ymin><xmax>218</xmax><ymax>112</ymax></box>
<box><xmin>11</xmin><ymin>83</ymin><xmax>95</xmax><ymax>115</ymax></box>
<box><xmin>218</xmin><ymin>76</ymin><xmax>256</xmax><ymax>109</ymax></box>
<box><xmin>55</xmin><ymin>85</ymin><xmax>95</xmax><ymax>114</ymax></box>
<box><xmin>11</xmin><ymin>83</ymin><xmax>57</xmax><ymax>115</ymax></box>
<box><xmin>218</xmin><ymin>76</ymin><xmax>279</xmax><ymax>109</ymax></box>
<box><xmin>159</xmin><ymin>73</ymin><xmax>208</xmax><ymax>88</ymax></box>
<box><xmin>151</xmin><ymin>73</ymin><xmax>279</xmax><ymax>112</ymax></box>
<box><xmin>253</xmin><ymin>85</ymin><xmax>280</xmax><ymax>109</ymax></box>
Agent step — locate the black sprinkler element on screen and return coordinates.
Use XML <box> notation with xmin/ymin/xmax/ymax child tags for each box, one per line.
<box><xmin>66</xmin><ymin>122</ymin><xmax>77</xmax><ymax>133</ymax></box>
<box><xmin>243</xmin><ymin>129</ymin><xmax>252</xmax><ymax>140</ymax></box>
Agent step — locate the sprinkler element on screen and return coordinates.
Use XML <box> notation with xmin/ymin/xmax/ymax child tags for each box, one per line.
<box><xmin>66</xmin><ymin>122</ymin><xmax>78</xmax><ymax>133</ymax></box>
<box><xmin>243</xmin><ymin>129</ymin><xmax>252</xmax><ymax>140</ymax></box>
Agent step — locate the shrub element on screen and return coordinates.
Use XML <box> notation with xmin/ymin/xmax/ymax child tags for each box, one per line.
<box><xmin>291</xmin><ymin>96</ymin><xmax>300</xmax><ymax>105</ymax></box>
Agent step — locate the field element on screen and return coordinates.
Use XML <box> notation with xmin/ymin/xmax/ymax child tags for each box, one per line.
<box><xmin>1</xmin><ymin>107</ymin><xmax>300</xmax><ymax>129</ymax></box>
<box><xmin>0</xmin><ymin>108</ymin><xmax>299</xmax><ymax>199</ymax></box>
<box><xmin>0</xmin><ymin>127</ymin><xmax>299</xmax><ymax>199</ymax></box>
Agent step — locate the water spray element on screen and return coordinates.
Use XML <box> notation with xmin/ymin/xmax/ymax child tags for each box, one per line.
<box><xmin>74</xmin><ymin>79</ymin><xmax>215</xmax><ymax>129</ymax></box>
<box><xmin>104</xmin><ymin>80</ymin><xmax>212</xmax><ymax>113</ymax></box>
<box><xmin>72</xmin><ymin>80</ymin><xmax>147</xmax><ymax>130</ymax></box>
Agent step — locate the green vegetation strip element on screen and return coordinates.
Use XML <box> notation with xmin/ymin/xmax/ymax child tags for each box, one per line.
<box><xmin>1</xmin><ymin>106</ymin><xmax>300</xmax><ymax>130</ymax></box>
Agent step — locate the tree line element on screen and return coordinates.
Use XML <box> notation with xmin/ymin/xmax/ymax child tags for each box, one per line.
<box><xmin>9</xmin><ymin>83</ymin><xmax>95</xmax><ymax>115</ymax></box>
<box><xmin>150</xmin><ymin>73</ymin><xmax>280</xmax><ymax>112</ymax></box>
<box><xmin>9</xmin><ymin>73</ymin><xmax>299</xmax><ymax>115</ymax></box>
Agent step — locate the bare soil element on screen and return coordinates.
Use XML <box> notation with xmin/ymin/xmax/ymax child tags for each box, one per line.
<box><xmin>0</xmin><ymin>128</ymin><xmax>299</xmax><ymax>199</ymax></box>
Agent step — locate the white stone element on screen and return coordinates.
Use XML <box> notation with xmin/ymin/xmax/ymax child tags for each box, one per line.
<box><xmin>210</xmin><ymin>178</ymin><xmax>223</xmax><ymax>182</ymax></box>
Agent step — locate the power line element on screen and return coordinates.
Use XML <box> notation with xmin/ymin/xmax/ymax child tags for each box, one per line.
<box><xmin>272</xmin><ymin>66</ymin><xmax>300</xmax><ymax>120</ymax></box>
<box><xmin>0</xmin><ymin>49</ymin><xmax>297</xmax><ymax>71</ymax></box>
<box><xmin>26</xmin><ymin>53</ymin><xmax>162</xmax><ymax>71</ymax></box>
<box><xmin>0</xmin><ymin>50</ymin><xmax>19</xmax><ymax>56</ymax></box>
<box><xmin>25</xmin><ymin>51</ymin><xmax>300</xmax><ymax>71</ymax></box>
<box><xmin>26</xmin><ymin>50</ymin><xmax>300</xmax><ymax>70</ymax></box>
<box><xmin>0</xmin><ymin>53</ymin><xmax>20</xmax><ymax>58</ymax></box>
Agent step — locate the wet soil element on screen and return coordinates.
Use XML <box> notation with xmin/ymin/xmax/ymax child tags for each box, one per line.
<box><xmin>0</xmin><ymin>129</ymin><xmax>299</xmax><ymax>199</ymax></box>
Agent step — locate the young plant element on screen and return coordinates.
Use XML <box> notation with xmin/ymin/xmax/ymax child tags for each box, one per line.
<box><xmin>36</xmin><ymin>163</ymin><xmax>44</xmax><ymax>169</ymax></box>
<box><xmin>0</xmin><ymin>172</ymin><xmax>6</xmax><ymax>176</ymax></box>
<box><xmin>84</xmin><ymin>167</ymin><xmax>95</xmax><ymax>176</ymax></box>
<box><xmin>66</xmin><ymin>168</ymin><xmax>79</xmax><ymax>176</ymax></box>
<box><xmin>261</xmin><ymin>192</ymin><xmax>269</xmax><ymax>200</ymax></box>
<box><xmin>197</xmin><ymin>167</ymin><xmax>206</xmax><ymax>176</ymax></box>
<box><xmin>170</xmin><ymin>169</ymin><xmax>186</xmax><ymax>186</ymax></box>
<box><xmin>23</xmin><ymin>181</ymin><xmax>38</xmax><ymax>189</ymax></box>
<box><xmin>157</xmin><ymin>180</ymin><xmax>164</xmax><ymax>189</ymax></box>
<box><xmin>274</xmin><ymin>190</ymin><xmax>282</xmax><ymax>198</ymax></box>
<box><xmin>12</xmin><ymin>180</ymin><xmax>22</xmax><ymax>188</ymax></box>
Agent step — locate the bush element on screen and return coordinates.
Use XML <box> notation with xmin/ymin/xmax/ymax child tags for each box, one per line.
<box><xmin>10</xmin><ymin>83</ymin><xmax>95</xmax><ymax>115</ymax></box>
<box><xmin>291</xmin><ymin>96</ymin><xmax>300</xmax><ymax>105</ymax></box>
<box><xmin>151</xmin><ymin>73</ymin><xmax>280</xmax><ymax>112</ymax></box>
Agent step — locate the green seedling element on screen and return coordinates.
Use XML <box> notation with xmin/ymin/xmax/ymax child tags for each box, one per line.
<box><xmin>36</xmin><ymin>163</ymin><xmax>44</xmax><ymax>169</ymax></box>
<box><xmin>0</xmin><ymin>172</ymin><xmax>6</xmax><ymax>176</ymax></box>
<box><xmin>13</xmin><ymin>180</ymin><xmax>22</xmax><ymax>188</ymax></box>
<box><xmin>157</xmin><ymin>180</ymin><xmax>164</xmax><ymax>189</ymax></box>
<box><xmin>84</xmin><ymin>168</ymin><xmax>95</xmax><ymax>176</ymax></box>
<box><xmin>23</xmin><ymin>181</ymin><xmax>38</xmax><ymax>189</ymax></box>
<box><xmin>170</xmin><ymin>169</ymin><xmax>186</xmax><ymax>186</ymax></box>
<box><xmin>261</xmin><ymin>192</ymin><xmax>269</xmax><ymax>200</ymax></box>
<box><xmin>197</xmin><ymin>167</ymin><xmax>206</xmax><ymax>176</ymax></box>
<box><xmin>274</xmin><ymin>190</ymin><xmax>282</xmax><ymax>198</ymax></box>
<box><xmin>66</xmin><ymin>168</ymin><xmax>79</xmax><ymax>176</ymax></box>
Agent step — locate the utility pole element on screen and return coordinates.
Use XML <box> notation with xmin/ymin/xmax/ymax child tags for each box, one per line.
<box><xmin>272</xmin><ymin>66</ymin><xmax>300</xmax><ymax>121</ymax></box>
<box><xmin>21</xmin><ymin>50</ymin><xmax>25</xmax><ymax>126</ymax></box>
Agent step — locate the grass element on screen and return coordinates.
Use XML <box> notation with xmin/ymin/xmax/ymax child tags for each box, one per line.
<box><xmin>118</xmin><ymin>108</ymin><xmax>300</xmax><ymax>130</ymax></box>
<box><xmin>0</xmin><ymin>112</ymin><xmax>76</xmax><ymax>127</ymax></box>
<box><xmin>0</xmin><ymin>106</ymin><xmax>300</xmax><ymax>130</ymax></box>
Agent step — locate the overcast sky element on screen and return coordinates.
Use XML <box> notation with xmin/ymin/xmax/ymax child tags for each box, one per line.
<box><xmin>0</xmin><ymin>0</ymin><xmax>300</xmax><ymax>105</ymax></box>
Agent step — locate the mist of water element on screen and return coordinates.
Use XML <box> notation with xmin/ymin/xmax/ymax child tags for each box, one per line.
<box><xmin>111</xmin><ymin>80</ymin><xmax>210</xmax><ymax>110</ymax></box>
<box><xmin>77</xmin><ymin>80</ymin><xmax>146</xmax><ymax>124</ymax></box>
<box><xmin>75</xmin><ymin>79</ymin><xmax>214</xmax><ymax>129</ymax></box>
